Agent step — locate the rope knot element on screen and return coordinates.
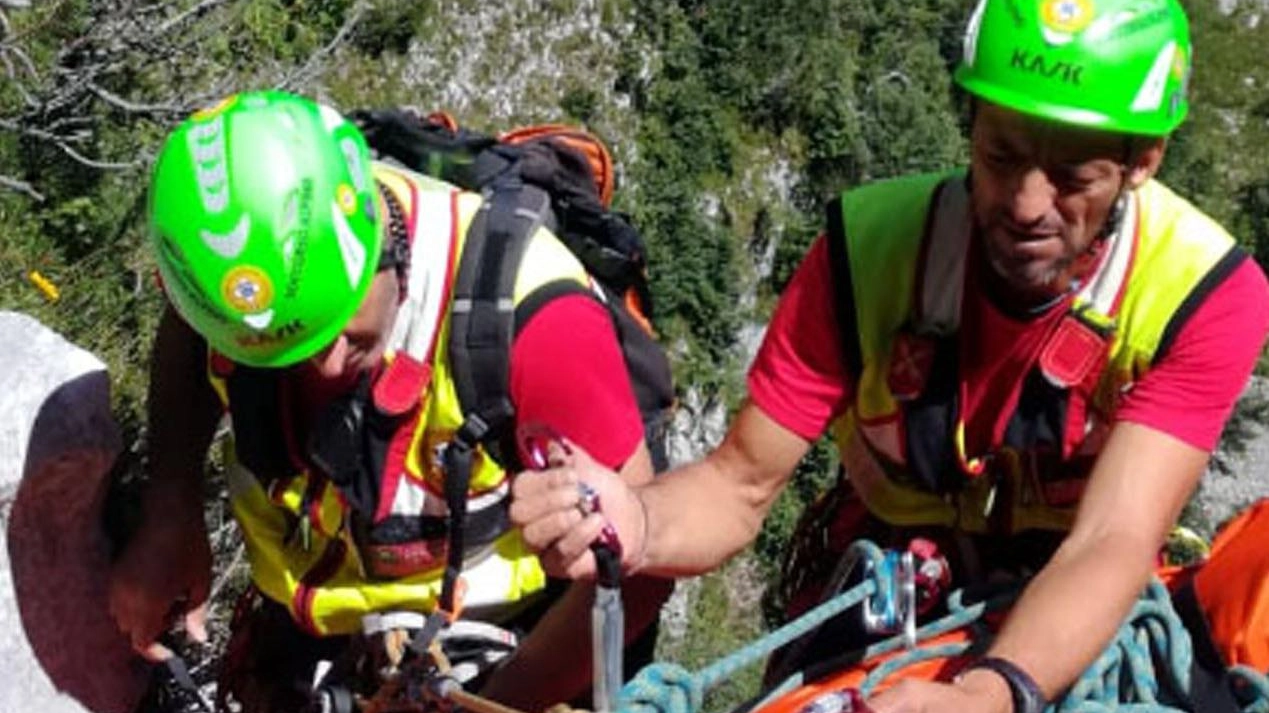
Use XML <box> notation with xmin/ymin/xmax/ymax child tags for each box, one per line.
<box><xmin>619</xmin><ymin>662</ymin><xmax>704</xmax><ymax>713</ymax></box>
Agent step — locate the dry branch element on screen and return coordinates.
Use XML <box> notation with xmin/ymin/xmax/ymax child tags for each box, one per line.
<box><xmin>0</xmin><ymin>0</ymin><xmax>368</xmax><ymax>199</ymax></box>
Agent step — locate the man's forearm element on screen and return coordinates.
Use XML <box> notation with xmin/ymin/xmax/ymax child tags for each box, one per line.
<box><xmin>982</xmin><ymin>532</ymin><xmax>1158</xmax><ymax>699</ymax></box>
<box><xmin>637</xmin><ymin>459</ymin><xmax>773</xmax><ymax>577</ymax></box>
<box><xmin>144</xmin><ymin>306</ymin><xmax>222</xmax><ymax>509</ymax></box>
<box><xmin>637</xmin><ymin>404</ymin><xmax>809</xmax><ymax>578</ymax></box>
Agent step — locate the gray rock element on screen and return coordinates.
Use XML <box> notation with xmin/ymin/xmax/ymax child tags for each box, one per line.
<box><xmin>1196</xmin><ymin>376</ymin><xmax>1269</xmax><ymax>536</ymax></box>
<box><xmin>1</xmin><ymin>311</ymin><xmax>147</xmax><ymax>713</ymax></box>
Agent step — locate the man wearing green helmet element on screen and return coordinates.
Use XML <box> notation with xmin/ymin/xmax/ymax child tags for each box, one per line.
<box><xmin>109</xmin><ymin>90</ymin><xmax>670</xmax><ymax>712</ymax></box>
<box><xmin>511</xmin><ymin>0</ymin><xmax>1269</xmax><ymax>710</ymax></box>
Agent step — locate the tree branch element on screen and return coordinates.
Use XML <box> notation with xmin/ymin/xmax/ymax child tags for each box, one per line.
<box><xmin>88</xmin><ymin>82</ymin><xmax>184</xmax><ymax>115</ymax></box>
<box><xmin>0</xmin><ymin>173</ymin><xmax>43</xmax><ymax>201</ymax></box>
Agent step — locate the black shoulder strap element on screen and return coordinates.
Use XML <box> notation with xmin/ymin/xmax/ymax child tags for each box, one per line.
<box><xmin>825</xmin><ymin>197</ymin><xmax>863</xmax><ymax>380</ymax></box>
<box><xmin>435</xmin><ymin>178</ymin><xmax>553</xmax><ymax>616</ymax></box>
<box><xmin>448</xmin><ymin>178</ymin><xmax>555</xmax><ymax>447</ymax></box>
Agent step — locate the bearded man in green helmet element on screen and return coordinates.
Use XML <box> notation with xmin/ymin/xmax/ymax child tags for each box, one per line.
<box><xmin>108</xmin><ymin>91</ymin><xmax>671</xmax><ymax>712</ymax></box>
<box><xmin>512</xmin><ymin>0</ymin><xmax>1269</xmax><ymax>710</ymax></box>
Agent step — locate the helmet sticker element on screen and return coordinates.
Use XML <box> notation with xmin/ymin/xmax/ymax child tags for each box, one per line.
<box><xmin>1131</xmin><ymin>40</ymin><xmax>1178</xmax><ymax>112</ymax></box>
<box><xmin>964</xmin><ymin>0</ymin><xmax>988</xmax><ymax>67</ymax></box>
<box><xmin>200</xmin><ymin>214</ymin><xmax>250</xmax><ymax>259</ymax></box>
<box><xmin>281</xmin><ymin>179</ymin><xmax>314</xmax><ymax>298</ymax></box>
<box><xmin>318</xmin><ymin>103</ymin><xmax>346</xmax><ymax>132</ymax></box>
<box><xmin>188</xmin><ymin>115</ymin><xmax>229</xmax><ymax>214</ymax></box>
<box><xmin>221</xmin><ymin>265</ymin><xmax>275</xmax><ymax>315</ymax></box>
<box><xmin>331</xmin><ymin>201</ymin><xmax>368</xmax><ymax>289</ymax></box>
<box><xmin>1171</xmin><ymin>45</ymin><xmax>1188</xmax><ymax>82</ymax></box>
<box><xmin>192</xmin><ymin>95</ymin><xmax>238</xmax><ymax>121</ymax></box>
<box><xmin>243</xmin><ymin>310</ymin><xmax>275</xmax><ymax>331</ymax></box>
<box><xmin>336</xmin><ymin>183</ymin><xmax>359</xmax><ymax>216</ymax></box>
<box><xmin>235</xmin><ymin>319</ymin><xmax>304</xmax><ymax>348</ymax></box>
<box><xmin>340</xmin><ymin>137</ymin><xmax>369</xmax><ymax>193</ymax></box>
<box><xmin>1041</xmin><ymin>0</ymin><xmax>1095</xmax><ymax>45</ymax></box>
<box><xmin>1085</xmin><ymin>9</ymin><xmax>1137</xmax><ymax>41</ymax></box>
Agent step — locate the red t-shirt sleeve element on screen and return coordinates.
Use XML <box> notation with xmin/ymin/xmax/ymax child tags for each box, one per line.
<box><xmin>747</xmin><ymin>235</ymin><xmax>854</xmax><ymax>440</ymax></box>
<box><xmin>509</xmin><ymin>292</ymin><xmax>644</xmax><ymax>469</ymax></box>
<box><xmin>1116</xmin><ymin>257</ymin><xmax>1269</xmax><ymax>451</ymax></box>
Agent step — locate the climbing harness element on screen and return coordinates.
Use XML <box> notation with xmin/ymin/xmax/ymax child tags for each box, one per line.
<box><xmin>305</xmin><ymin>613</ymin><xmax>522</xmax><ymax>713</ymax></box>
<box><xmin>291</xmin><ymin>422</ymin><xmax>631</xmax><ymax>713</ymax></box>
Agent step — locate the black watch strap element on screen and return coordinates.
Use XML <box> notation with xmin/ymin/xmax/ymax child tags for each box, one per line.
<box><xmin>964</xmin><ymin>656</ymin><xmax>1046</xmax><ymax>713</ymax></box>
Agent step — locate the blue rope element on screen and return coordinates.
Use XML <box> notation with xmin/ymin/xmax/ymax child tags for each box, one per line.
<box><xmin>1231</xmin><ymin>665</ymin><xmax>1269</xmax><ymax>713</ymax></box>
<box><xmin>617</xmin><ymin>540</ymin><xmax>1269</xmax><ymax>713</ymax></box>
<box><xmin>619</xmin><ymin>542</ymin><xmax>889</xmax><ymax>713</ymax></box>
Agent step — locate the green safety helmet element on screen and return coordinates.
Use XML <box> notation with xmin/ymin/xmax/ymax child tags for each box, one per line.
<box><xmin>148</xmin><ymin>90</ymin><xmax>382</xmax><ymax>367</ymax></box>
<box><xmin>954</xmin><ymin>0</ymin><xmax>1192</xmax><ymax>136</ymax></box>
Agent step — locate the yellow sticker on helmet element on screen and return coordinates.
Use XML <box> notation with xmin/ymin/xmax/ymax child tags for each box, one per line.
<box><xmin>1171</xmin><ymin>46</ymin><xmax>1188</xmax><ymax>81</ymax></box>
<box><xmin>1041</xmin><ymin>0</ymin><xmax>1095</xmax><ymax>35</ymax></box>
<box><xmin>222</xmin><ymin>266</ymin><xmax>275</xmax><ymax>314</ymax></box>
<box><xmin>336</xmin><ymin>184</ymin><xmax>358</xmax><ymax>216</ymax></box>
<box><xmin>193</xmin><ymin>95</ymin><xmax>239</xmax><ymax>122</ymax></box>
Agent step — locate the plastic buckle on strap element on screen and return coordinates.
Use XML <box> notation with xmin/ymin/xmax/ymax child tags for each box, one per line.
<box><xmin>454</xmin><ymin>414</ymin><xmax>490</xmax><ymax>450</ymax></box>
<box><xmin>408</xmin><ymin>578</ymin><xmax>469</xmax><ymax>658</ymax></box>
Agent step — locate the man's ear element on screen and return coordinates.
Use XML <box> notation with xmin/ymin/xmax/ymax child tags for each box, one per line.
<box><xmin>1126</xmin><ymin>138</ymin><xmax>1167</xmax><ymax>189</ymax></box>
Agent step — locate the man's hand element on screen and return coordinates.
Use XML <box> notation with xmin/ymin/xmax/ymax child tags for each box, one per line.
<box><xmin>865</xmin><ymin>670</ymin><xmax>1011</xmax><ymax>713</ymax></box>
<box><xmin>510</xmin><ymin>439</ymin><xmax>647</xmax><ymax>579</ymax></box>
<box><xmin>109</xmin><ymin>499</ymin><xmax>213</xmax><ymax>662</ymax></box>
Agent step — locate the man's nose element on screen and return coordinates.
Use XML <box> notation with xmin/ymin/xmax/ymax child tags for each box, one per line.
<box><xmin>1008</xmin><ymin>166</ymin><xmax>1056</xmax><ymax>227</ymax></box>
<box><xmin>310</xmin><ymin>334</ymin><xmax>350</xmax><ymax>380</ymax></box>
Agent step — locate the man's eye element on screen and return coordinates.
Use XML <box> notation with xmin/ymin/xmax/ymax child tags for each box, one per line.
<box><xmin>1049</xmin><ymin>168</ymin><xmax>1096</xmax><ymax>193</ymax></box>
<box><xmin>982</xmin><ymin>150</ymin><xmax>1012</xmax><ymax>168</ymax></box>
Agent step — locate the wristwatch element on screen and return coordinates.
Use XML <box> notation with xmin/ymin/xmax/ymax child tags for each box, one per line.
<box><xmin>961</xmin><ymin>656</ymin><xmax>1047</xmax><ymax>713</ymax></box>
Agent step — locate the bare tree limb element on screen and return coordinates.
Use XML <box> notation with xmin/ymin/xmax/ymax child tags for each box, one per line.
<box><xmin>208</xmin><ymin>542</ymin><xmax>245</xmax><ymax>604</ymax></box>
<box><xmin>153</xmin><ymin>0</ymin><xmax>229</xmax><ymax>38</ymax></box>
<box><xmin>0</xmin><ymin>0</ymin><xmax>371</xmax><ymax>197</ymax></box>
<box><xmin>54</xmin><ymin>140</ymin><xmax>139</xmax><ymax>169</ymax></box>
<box><xmin>0</xmin><ymin>173</ymin><xmax>43</xmax><ymax>201</ymax></box>
<box><xmin>89</xmin><ymin>82</ymin><xmax>184</xmax><ymax>115</ymax></box>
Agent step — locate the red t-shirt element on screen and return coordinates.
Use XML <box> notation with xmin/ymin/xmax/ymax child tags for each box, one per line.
<box><xmin>749</xmin><ymin>234</ymin><xmax>1269</xmax><ymax>453</ymax></box>
<box><xmin>509</xmin><ymin>293</ymin><xmax>644</xmax><ymax>469</ymax></box>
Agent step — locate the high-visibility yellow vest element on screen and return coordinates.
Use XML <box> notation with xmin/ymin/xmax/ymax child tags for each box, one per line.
<box><xmin>214</xmin><ymin>163</ymin><xmax>594</xmax><ymax>635</ymax></box>
<box><xmin>829</xmin><ymin>172</ymin><xmax>1244</xmax><ymax>534</ymax></box>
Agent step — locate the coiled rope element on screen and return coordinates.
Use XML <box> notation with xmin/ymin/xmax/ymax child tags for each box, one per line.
<box><xmin>616</xmin><ymin>540</ymin><xmax>1269</xmax><ymax>713</ymax></box>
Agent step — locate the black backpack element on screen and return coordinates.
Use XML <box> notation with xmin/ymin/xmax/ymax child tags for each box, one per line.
<box><xmin>350</xmin><ymin>108</ymin><xmax>676</xmax><ymax>618</ymax></box>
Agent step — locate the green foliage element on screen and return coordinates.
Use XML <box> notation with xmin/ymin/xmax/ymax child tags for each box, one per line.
<box><xmin>1161</xmin><ymin>0</ymin><xmax>1269</xmax><ymax>247</ymax></box>
<box><xmin>757</xmin><ymin>437</ymin><xmax>838</xmax><ymax>626</ymax></box>
<box><xmin>561</xmin><ymin>86</ymin><xmax>601</xmax><ymax>124</ymax></box>
<box><xmin>624</xmin><ymin>0</ymin><xmax>745</xmax><ymax>393</ymax></box>
<box><xmin>232</xmin><ymin>0</ymin><xmax>354</xmax><ymax>62</ymax></box>
<box><xmin>655</xmin><ymin>562</ymin><xmax>767</xmax><ymax>713</ymax></box>
<box><xmin>351</xmin><ymin>2</ymin><xmax>432</xmax><ymax>57</ymax></box>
